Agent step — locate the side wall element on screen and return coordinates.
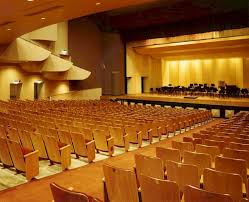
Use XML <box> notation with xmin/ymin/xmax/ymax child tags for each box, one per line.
<box><xmin>0</xmin><ymin>65</ymin><xmax>69</xmax><ymax>101</ymax></box>
<box><xmin>68</xmin><ymin>18</ymin><xmax>125</xmax><ymax>95</ymax></box>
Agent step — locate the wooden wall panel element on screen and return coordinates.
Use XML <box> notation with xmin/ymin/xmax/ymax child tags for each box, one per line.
<box><xmin>162</xmin><ymin>58</ymin><xmax>244</xmax><ymax>87</ymax></box>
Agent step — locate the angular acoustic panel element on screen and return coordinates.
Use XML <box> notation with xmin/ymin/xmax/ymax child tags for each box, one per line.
<box><xmin>0</xmin><ymin>38</ymin><xmax>50</xmax><ymax>63</ymax></box>
<box><xmin>29</xmin><ymin>24</ymin><xmax>58</xmax><ymax>42</ymax></box>
<box><xmin>21</xmin><ymin>61</ymin><xmax>44</xmax><ymax>73</ymax></box>
<box><xmin>42</xmin><ymin>54</ymin><xmax>72</xmax><ymax>72</ymax></box>
<box><xmin>43</xmin><ymin>65</ymin><xmax>91</xmax><ymax>80</ymax></box>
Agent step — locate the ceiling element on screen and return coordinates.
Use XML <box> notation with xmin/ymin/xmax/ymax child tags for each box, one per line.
<box><xmin>134</xmin><ymin>35</ymin><xmax>249</xmax><ymax>59</ymax></box>
<box><xmin>91</xmin><ymin>0</ymin><xmax>249</xmax><ymax>41</ymax></box>
<box><xmin>0</xmin><ymin>0</ymin><xmax>160</xmax><ymax>45</ymax></box>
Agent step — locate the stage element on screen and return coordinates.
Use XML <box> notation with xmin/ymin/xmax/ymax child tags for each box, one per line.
<box><xmin>102</xmin><ymin>94</ymin><xmax>249</xmax><ymax>117</ymax></box>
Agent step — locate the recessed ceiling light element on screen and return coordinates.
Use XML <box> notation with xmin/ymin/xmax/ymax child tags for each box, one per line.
<box><xmin>96</xmin><ymin>2</ymin><xmax>101</xmax><ymax>6</ymax></box>
<box><xmin>7</xmin><ymin>28</ymin><xmax>11</xmax><ymax>31</ymax></box>
<box><xmin>27</xmin><ymin>0</ymin><xmax>34</xmax><ymax>2</ymax></box>
<box><xmin>41</xmin><ymin>17</ymin><xmax>46</xmax><ymax>20</ymax></box>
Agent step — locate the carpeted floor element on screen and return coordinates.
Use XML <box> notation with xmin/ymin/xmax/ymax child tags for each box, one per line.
<box><xmin>0</xmin><ymin>119</ymin><xmax>221</xmax><ymax>202</ymax></box>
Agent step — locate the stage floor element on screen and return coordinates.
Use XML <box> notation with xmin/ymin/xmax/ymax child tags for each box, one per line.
<box><xmin>102</xmin><ymin>94</ymin><xmax>249</xmax><ymax>108</ymax></box>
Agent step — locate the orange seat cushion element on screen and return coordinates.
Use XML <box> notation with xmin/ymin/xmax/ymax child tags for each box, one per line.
<box><xmin>21</xmin><ymin>147</ymin><xmax>33</xmax><ymax>155</ymax></box>
<box><xmin>58</xmin><ymin>142</ymin><xmax>67</xmax><ymax>148</ymax></box>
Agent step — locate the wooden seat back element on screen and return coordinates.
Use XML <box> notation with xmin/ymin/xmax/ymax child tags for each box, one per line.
<box><xmin>223</xmin><ymin>148</ymin><xmax>249</xmax><ymax>168</ymax></box>
<box><xmin>215</xmin><ymin>156</ymin><xmax>247</xmax><ymax>189</ymax></box>
<box><xmin>7</xmin><ymin>139</ymin><xmax>26</xmax><ymax>171</ymax></box>
<box><xmin>50</xmin><ymin>182</ymin><xmax>90</xmax><ymax>202</ymax></box>
<box><xmin>30</xmin><ymin>132</ymin><xmax>48</xmax><ymax>158</ymax></box>
<box><xmin>203</xmin><ymin>139</ymin><xmax>227</xmax><ymax>153</ymax></box>
<box><xmin>81</xmin><ymin>128</ymin><xmax>93</xmax><ymax>141</ymax></box>
<box><xmin>93</xmin><ymin>129</ymin><xmax>109</xmax><ymax>151</ymax></box>
<box><xmin>109</xmin><ymin>126</ymin><xmax>125</xmax><ymax>147</ymax></box>
<box><xmin>204</xmin><ymin>168</ymin><xmax>243</xmax><ymax>202</ymax></box>
<box><xmin>6</xmin><ymin>127</ymin><xmax>21</xmax><ymax>143</ymax></box>
<box><xmin>184</xmin><ymin>151</ymin><xmax>212</xmax><ymax>177</ymax></box>
<box><xmin>103</xmin><ymin>164</ymin><xmax>139</xmax><ymax>202</ymax></box>
<box><xmin>171</xmin><ymin>141</ymin><xmax>194</xmax><ymax>157</ymax></box>
<box><xmin>43</xmin><ymin>135</ymin><xmax>61</xmax><ymax>163</ymax></box>
<box><xmin>135</xmin><ymin>154</ymin><xmax>164</xmax><ymax>183</ymax></box>
<box><xmin>19</xmin><ymin>130</ymin><xmax>34</xmax><ymax>150</ymax></box>
<box><xmin>140</xmin><ymin>174</ymin><xmax>180</xmax><ymax>202</ymax></box>
<box><xmin>195</xmin><ymin>144</ymin><xmax>220</xmax><ymax>163</ymax></box>
<box><xmin>229</xmin><ymin>142</ymin><xmax>249</xmax><ymax>151</ymax></box>
<box><xmin>166</xmin><ymin>160</ymin><xmax>199</xmax><ymax>191</ymax></box>
<box><xmin>156</xmin><ymin>147</ymin><xmax>181</xmax><ymax>168</ymax></box>
<box><xmin>0</xmin><ymin>137</ymin><xmax>13</xmax><ymax>166</ymax></box>
<box><xmin>58</xmin><ymin>130</ymin><xmax>74</xmax><ymax>153</ymax></box>
<box><xmin>184</xmin><ymin>185</ymin><xmax>233</xmax><ymax>202</ymax></box>
<box><xmin>124</xmin><ymin>125</ymin><xmax>138</xmax><ymax>142</ymax></box>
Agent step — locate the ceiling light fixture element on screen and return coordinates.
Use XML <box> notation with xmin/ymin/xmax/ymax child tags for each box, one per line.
<box><xmin>41</xmin><ymin>17</ymin><xmax>46</xmax><ymax>20</ymax></box>
<box><xmin>96</xmin><ymin>2</ymin><xmax>101</xmax><ymax>6</ymax></box>
<box><xmin>27</xmin><ymin>0</ymin><xmax>34</xmax><ymax>2</ymax></box>
<box><xmin>7</xmin><ymin>28</ymin><xmax>11</xmax><ymax>31</ymax></box>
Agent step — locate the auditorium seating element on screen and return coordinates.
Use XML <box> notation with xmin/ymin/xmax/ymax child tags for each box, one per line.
<box><xmin>70</xmin><ymin>132</ymin><xmax>96</xmax><ymax>163</ymax></box>
<box><xmin>103</xmin><ymin>163</ymin><xmax>139</xmax><ymax>202</ymax></box>
<box><xmin>7</xmin><ymin>139</ymin><xmax>39</xmax><ymax>180</ymax></box>
<box><xmin>109</xmin><ymin>126</ymin><xmax>130</xmax><ymax>152</ymax></box>
<box><xmin>140</xmin><ymin>174</ymin><xmax>181</xmax><ymax>202</ymax></box>
<box><xmin>203</xmin><ymin>168</ymin><xmax>243</xmax><ymax>202</ymax></box>
<box><xmin>134</xmin><ymin>154</ymin><xmax>165</xmax><ymax>183</ymax></box>
<box><xmin>43</xmin><ymin>135</ymin><xmax>71</xmax><ymax>170</ymax></box>
<box><xmin>103</xmin><ymin>111</ymin><xmax>249</xmax><ymax>201</ymax></box>
<box><xmin>166</xmin><ymin>160</ymin><xmax>200</xmax><ymax>192</ymax></box>
<box><xmin>50</xmin><ymin>182</ymin><xmax>101</xmax><ymax>202</ymax></box>
<box><xmin>93</xmin><ymin>129</ymin><xmax>114</xmax><ymax>156</ymax></box>
<box><xmin>184</xmin><ymin>185</ymin><xmax>233</xmax><ymax>202</ymax></box>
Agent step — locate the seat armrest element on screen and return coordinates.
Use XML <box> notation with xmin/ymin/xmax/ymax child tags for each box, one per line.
<box><xmin>24</xmin><ymin>150</ymin><xmax>39</xmax><ymax>181</ymax></box>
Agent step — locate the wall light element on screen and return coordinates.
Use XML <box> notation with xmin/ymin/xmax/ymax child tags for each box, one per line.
<box><xmin>11</xmin><ymin>80</ymin><xmax>22</xmax><ymax>84</ymax></box>
<box><xmin>34</xmin><ymin>80</ymin><xmax>43</xmax><ymax>84</ymax></box>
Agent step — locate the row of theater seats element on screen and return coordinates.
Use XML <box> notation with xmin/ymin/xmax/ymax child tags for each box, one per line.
<box><xmin>0</xmin><ymin>100</ymin><xmax>211</xmax><ymax>181</ymax></box>
<box><xmin>102</xmin><ymin>111</ymin><xmax>249</xmax><ymax>202</ymax></box>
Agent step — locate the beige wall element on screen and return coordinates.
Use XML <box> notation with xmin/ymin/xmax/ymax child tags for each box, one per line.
<box><xmin>162</xmin><ymin>58</ymin><xmax>244</xmax><ymax>87</ymax></box>
<box><xmin>244</xmin><ymin>58</ymin><xmax>249</xmax><ymax>88</ymax></box>
<box><xmin>126</xmin><ymin>45</ymin><xmax>162</xmax><ymax>94</ymax></box>
<box><xmin>0</xmin><ymin>65</ymin><xmax>69</xmax><ymax>101</ymax></box>
<box><xmin>51</xmin><ymin>88</ymin><xmax>102</xmax><ymax>100</ymax></box>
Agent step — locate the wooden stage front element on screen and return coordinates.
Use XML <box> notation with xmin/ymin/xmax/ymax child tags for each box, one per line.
<box><xmin>102</xmin><ymin>94</ymin><xmax>249</xmax><ymax>117</ymax></box>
